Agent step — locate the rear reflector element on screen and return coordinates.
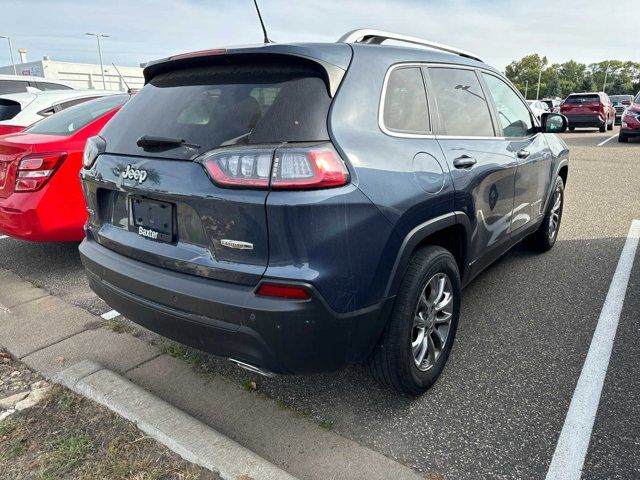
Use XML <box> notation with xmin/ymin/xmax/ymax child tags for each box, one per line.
<box><xmin>15</xmin><ymin>152</ymin><xmax>67</xmax><ymax>192</ymax></box>
<box><xmin>200</xmin><ymin>143</ymin><xmax>349</xmax><ymax>190</ymax></box>
<box><xmin>256</xmin><ymin>283</ymin><xmax>311</xmax><ymax>300</ymax></box>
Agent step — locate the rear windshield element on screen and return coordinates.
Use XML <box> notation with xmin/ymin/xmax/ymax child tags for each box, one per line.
<box><xmin>609</xmin><ymin>95</ymin><xmax>632</xmax><ymax>104</ymax></box>
<box><xmin>25</xmin><ymin>95</ymin><xmax>128</xmax><ymax>136</ymax></box>
<box><xmin>565</xmin><ymin>94</ymin><xmax>599</xmax><ymax>104</ymax></box>
<box><xmin>0</xmin><ymin>99</ymin><xmax>21</xmax><ymax>121</ymax></box>
<box><xmin>541</xmin><ymin>100</ymin><xmax>553</xmax><ymax>109</ymax></box>
<box><xmin>101</xmin><ymin>61</ymin><xmax>332</xmax><ymax>159</ymax></box>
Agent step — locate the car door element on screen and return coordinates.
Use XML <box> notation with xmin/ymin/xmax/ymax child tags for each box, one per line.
<box><xmin>426</xmin><ymin>66</ymin><xmax>517</xmax><ymax>270</ymax></box>
<box><xmin>480</xmin><ymin>72</ymin><xmax>553</xmax><ymax>234</ymax></box>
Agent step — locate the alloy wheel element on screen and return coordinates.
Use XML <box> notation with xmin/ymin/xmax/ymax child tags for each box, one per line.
<box><xmin>548</xmin><ymin>186</ymin><xmax>562</xmax><ymax>240</ymax></box>
<box><xmin>411</xmin><ymin>273</ymin><xmax>454</xmax><ymax>371</ymax></box>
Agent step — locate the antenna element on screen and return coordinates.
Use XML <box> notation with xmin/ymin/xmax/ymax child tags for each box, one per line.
<box><xmin>252</xmin><ymin>0</ymin><xmax>272</xmax><ymax>44</ymax></box>
<box><xmin>111</xmin><ymin>62</ymin><xmax>131</xmax><ymax>92</ymax></box>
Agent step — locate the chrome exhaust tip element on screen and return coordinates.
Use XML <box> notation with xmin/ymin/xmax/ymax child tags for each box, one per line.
<box><xmin>229</xmin><ymin>358</ymin><xmax>277</xmax><ymax>378</ymax></box>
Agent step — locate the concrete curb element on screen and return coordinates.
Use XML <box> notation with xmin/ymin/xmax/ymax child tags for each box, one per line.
<box><xmin>54</xmin><ymin>360</ymin><xmax>298</xmax><ymax>480</ymax></box>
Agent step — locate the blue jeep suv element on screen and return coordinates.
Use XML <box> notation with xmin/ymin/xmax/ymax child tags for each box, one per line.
<box><xmin>79</xmin><ymin>29</ymin><xmax>569</xmax><ymax>395</ymax></box>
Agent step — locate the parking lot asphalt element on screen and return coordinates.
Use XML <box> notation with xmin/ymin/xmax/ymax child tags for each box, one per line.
<box><xmin>0</xmin><ymin>126</ymin><xmax>638</xmax><ymax>479</ymax></box>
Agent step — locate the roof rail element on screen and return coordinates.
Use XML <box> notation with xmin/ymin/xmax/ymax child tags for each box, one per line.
<box><xmin>338</xmin><ymin>29</ymin><xmax>483</xmax><ymax>63</ymax></box>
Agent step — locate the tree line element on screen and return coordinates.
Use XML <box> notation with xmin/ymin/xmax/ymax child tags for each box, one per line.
<box><xmin>504</xmin><ymin>54</ymin><xmax>640</xmax><ymax>100</ymax></box>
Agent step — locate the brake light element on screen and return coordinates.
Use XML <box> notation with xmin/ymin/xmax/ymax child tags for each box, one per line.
<box><xmin>15</xmin><ymin>152</ymin><xmax>67</xmax><ymax>192</ymax></box>
<box><xmin>256</xmin><ymin>283</ymin><xmax>311</xmax><ymax>300</ymax></box>
<box><xmin>170</xmin><ymin>49</ymin><xmax>227</xmax><ymax>60</ymax></box>
<box><xmin>200</xmin><ymin>143</ymin><xmax>349</xmax><ymax>190</ymax></box>
<box><xmin>0</xmin><ymin>125</ymin><xmax>25</xmax><ymax>135</ymax></box>
<box><xmin>271</xmin><ymin>146</ymin><xmax>349</xmax><ymax>189</ymax></box>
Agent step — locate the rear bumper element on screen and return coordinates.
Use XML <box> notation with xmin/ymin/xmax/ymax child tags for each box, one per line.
<box><xmin>565</xmin><ymin>114</ymin><xmax>605</xmax><ymax>127</ymax></box>
<box><xmin>79</xmin><ymin>237</ymin><xmax>392</xmax><ymax>374</ymax></box>
<box><xmin>620</xmin><ymin>127</ymin><xmax>640</xmax><ymax>138</ymax></box>
<box><xmin>0</xmin><ymin>189</ymin><xmax>84</xmax><ymax>242</ymax></box>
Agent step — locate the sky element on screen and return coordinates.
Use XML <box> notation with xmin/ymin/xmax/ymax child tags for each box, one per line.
<box><xmin>0</xmin><ymin>0</ymin><xmax>636</xmax><ymax>72</ymax></box>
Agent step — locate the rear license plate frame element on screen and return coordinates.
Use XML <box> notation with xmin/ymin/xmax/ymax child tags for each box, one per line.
<box><xmin>128</xmin><ymin>196</ymin><xmax>175</xmax><ymax>243</ymax></box>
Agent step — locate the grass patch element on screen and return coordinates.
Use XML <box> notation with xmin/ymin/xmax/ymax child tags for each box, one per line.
<box><xmin>318</xmin><ymin>419</ymin><xmax>334</xmax><ymax>431</ymax></box>
<box><xmin>104</xmin><ymin>319</ymin><xmax>135</xmax><ymax>335</ymax></box>
<box><xmin>242</xmin><ymin>377</ymin><xmax>257</xmax><ymax>392</ymax></box>
<box><xmin>0</xmin><ymin>383</ymin><xmax>219</xmax><ymax>479</ymax></box>
<box><xmin>160</xmin><ymin>342</ymin><xmax>210</xmax><ymax>370</ymax></box>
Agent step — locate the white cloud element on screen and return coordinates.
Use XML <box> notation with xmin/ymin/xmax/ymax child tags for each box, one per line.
<box><xmin>0</xmin><ymin>0</ymin><xmax>636</xmax><ymax>70</ymax></box>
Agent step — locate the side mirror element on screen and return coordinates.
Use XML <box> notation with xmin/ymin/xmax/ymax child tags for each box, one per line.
<box><xmin>541</xmin><ymin>112</ymin><xmax>568</xmax><ymax>133</ymax></box>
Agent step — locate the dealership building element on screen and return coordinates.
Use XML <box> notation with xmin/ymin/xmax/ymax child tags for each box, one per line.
<box><xmin>0</xmin><ymin>53</ymin><xmax>144</xmax><ymax>91</ymax></box>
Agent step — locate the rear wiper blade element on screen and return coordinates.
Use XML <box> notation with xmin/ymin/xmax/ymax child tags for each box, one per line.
<box><xmin>136</xmin><ymin>135</ymin><xmax>201</xmax><ymax>150</ymax></box>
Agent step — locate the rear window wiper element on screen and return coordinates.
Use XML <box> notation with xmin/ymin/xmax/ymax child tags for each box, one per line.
<box><xmin>136</xmin><ymin>135</ymin><xmax>201</xmax><ymax>150</ymax></box>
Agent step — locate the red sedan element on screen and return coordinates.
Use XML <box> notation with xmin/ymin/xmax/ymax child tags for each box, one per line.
<box><xmin>0</xmin><ymin>94</ymin><xmax>129</xmax><ymax>241</ymax></box>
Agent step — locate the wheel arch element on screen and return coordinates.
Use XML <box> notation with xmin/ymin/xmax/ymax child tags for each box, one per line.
<box><xmin>385</xmin><ymin>212</ymin><xmax>470</xmax><ymax>297</ymax></box>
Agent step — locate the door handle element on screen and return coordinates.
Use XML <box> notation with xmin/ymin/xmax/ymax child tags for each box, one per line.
<box><xmin>453</xmin><ymin>155</ymin><xmax>477</xmax><ymax>169</ymax></box>
<box><xmin>516</xmin><ymin>149</ymin><xmax>531</xmax><ymax>159</ymax></box>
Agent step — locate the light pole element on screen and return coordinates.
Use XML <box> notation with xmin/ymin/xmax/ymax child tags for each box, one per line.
<box><xmin>602</xmin><ymin>61</ymin><xmax>610</xmax><ymax>93</ymax></box>
<box><xmin>524</xmin><ymin>80</ymin><xmax>529</xmax><ymax>100</ymax></box>
<box><xmin>536</xmin><ymin>67</ymin><xmax>543</xmax><ymax>100</ymax></box>
<box><xmin>0</xmin><ymin>35</ymin><xmax>17</xmax><ymax>75</ymax></box>
<box><xmin>85</xmin><ymin>33</ymin><xmax>109</xmax><ymax>89</ymax></box>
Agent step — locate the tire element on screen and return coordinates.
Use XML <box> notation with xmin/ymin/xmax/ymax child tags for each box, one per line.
<box><xmin>619</xmin><ymin>135</ymin><xmax>628</xmax><ymax>143</ymax></box>
<box><xmin>607</xmin><ymin>116</ymin><xmax>614</xmax><ymax>131</ymax></box>
<box><xmin>368</xmin><ymin>245</ymin><xmax>461</xmax><ymax>396</ymax></box>
<box><xmin>569</xmin><ymin>126</ymin><xmax>575</xmax><ymax>132</ymax></box>
<box><xmin>599</xmin><ymin>118</ymin><xmax>607</xmax><ymax>133</ymax></box>
<box><xmin>524</xmin><ymin>176</ymin><xmax>564</xmax><ymax>252</ymax></box>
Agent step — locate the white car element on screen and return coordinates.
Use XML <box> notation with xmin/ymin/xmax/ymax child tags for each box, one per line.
<box><xmin>526</xmin><ymin>100</ymin><xmax>550</xmax><ymax>121</ymax></box>
<box><xmin>0</xmin><ymin>89</ymin><xmax>118</xmax><ymax>135</ymax></box>
<box><xmin>0</xmin><ymin>74</ymin><xmax>75</xmax><ymax>96</ymax></box>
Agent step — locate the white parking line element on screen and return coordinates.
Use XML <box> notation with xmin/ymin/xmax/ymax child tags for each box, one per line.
<box><xmin>597</xmin><ymin>134</ymin><xmax>619</xmax><ymax>147</ymax></box>
<box><xmin>546</xmin><ymin>219</ymin><xmax>640</xmax><ymax>480</ymax></box>
<box><xmin>100</xmin><ymin>309</ymin><xmax>120</xmax><ymax>320</ymax></box>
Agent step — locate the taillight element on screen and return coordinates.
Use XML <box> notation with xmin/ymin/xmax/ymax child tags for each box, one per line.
<box><xmin>0</xmin><ymin>125</ymin><xmax>25</xmax><ymax>135</ymax></box>
<box><xmin>200</xmin><ymin>143</ymin><xmax>349</xmax><ymax>190</ymax></box>
<box><xmin>15</xmin><ymin>152</ymin><xmax>67</xmax><ymax>192</ymax></box>
<box><xmin>202</xmin><ymin>148</ymin><xmax>273</xmax><ymax>188</ymax></box>
<box><xmin>256</xmin><ymin>283</ymin><xmax>311</xmax><ymax>300</ymax></box>
<box><xmin>271</xmin><ymin>145</ymin><xmax>349</xmax><ymax>189</ymax></box>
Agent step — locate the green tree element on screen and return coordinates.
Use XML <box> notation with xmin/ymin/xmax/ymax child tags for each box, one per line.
<box><xmin>505</xmin><ymin>54</ymin><xmax>548</xmax><ymax>99</ymax></box>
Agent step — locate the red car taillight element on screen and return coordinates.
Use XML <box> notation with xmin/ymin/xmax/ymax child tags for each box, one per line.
<box><xmin>201</xmin><ymin>143</ymin><xmax>350</xmax><ymax>190</ymax></box>
<box><xmin>15</xmin><ymin>152</ymin><xmax>67</xmax><ymax>192</ymax></box>
<box><xmin>0</xmin><ymin>125</ymin><xmax>25</xmax><ymax>136</ymax></box>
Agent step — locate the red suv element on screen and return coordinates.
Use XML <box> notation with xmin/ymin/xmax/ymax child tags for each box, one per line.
<box><xmin>619</xmin><ymin>92</ymin><xmax>640</xmax><ymax>143</ymax></box>
<box><xmin>561</xmin><ymin>92</ymin><xmax>615</xmax><ymax>132</ymax></box>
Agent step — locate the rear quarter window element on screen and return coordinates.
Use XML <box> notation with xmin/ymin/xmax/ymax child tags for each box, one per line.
<box><xmin>0</xmin><ymin>99</ymin><xmax>22</xmax><ymax>121</ymax></box>
<box><xmin>100</xmin><ymin>61</ymin><xmax>333</xmax><ymax>159</ymax></box>
<box><xmin>0</xmin><ymin>79</ymin><xmax>28</xmax><ymax>95</ymax></box>
<box><xmin>381</xmin><ymin>66</ymin><xmax>430</xmax><ymax>135</ymax></box>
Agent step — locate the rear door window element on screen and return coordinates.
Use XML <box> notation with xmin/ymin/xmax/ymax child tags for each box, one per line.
<box><xmin>100</xmin><ymin>61</ymin><xmax>333</xmax><ymax>159</ymax></box>
<box><xmin>382</xmin><ymin>66</ymin><xmax>429</xmax><ymax>134</ymax></box>
<box><xmin>0</xmin><ymin>99</ymin><xmax>22</xmax><ymax>120</ymax></box>
<box><xmin>26</xmin><ymin>95</ymin><xmax>128</xmax><ymax>136</ymax></box>
<box><xmin>34</xmin><ymin>82</ymin><xmax>72</xmax><ymax>91</ymax></box>
<box><xmin>429</xmin><ymin>67</ymin><xmax>494</xmax><ymax>137</ymax></box>
<box><xmin>0</xmin><ymin>80</ymin><xmax>28</xmax><ymax>95</ymax></box>
<box><xmin>482</xmin><ymin>73</ymin><xmax>535</xmax><ymax>138</ymax></box>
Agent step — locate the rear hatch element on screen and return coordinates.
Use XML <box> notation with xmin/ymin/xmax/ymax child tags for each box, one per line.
<box><xmin>562</xmin><ymin>94</ymin><xmax>602</xmax><ymax>116</ymax></box>
<box><xmin>88</xmin><ymin>51</ymin><xmax>350</xmax><ymax>286</ymax></box>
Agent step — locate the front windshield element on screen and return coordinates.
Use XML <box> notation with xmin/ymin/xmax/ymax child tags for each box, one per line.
<box><xmin>634</xmin><ymin>93</ymin><xmax>640</xmax><ymax>104</ymax></box>
<box><xmin>25</xmin><ymin>95</ymin><xmax>128</xmax><ymax>136</ymax></box>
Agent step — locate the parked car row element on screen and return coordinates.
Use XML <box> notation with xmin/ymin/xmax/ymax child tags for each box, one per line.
<box><xmin>0</xmin><ymin>89</ymin><xmax>118</xmax><ymax>135</ymax></box>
